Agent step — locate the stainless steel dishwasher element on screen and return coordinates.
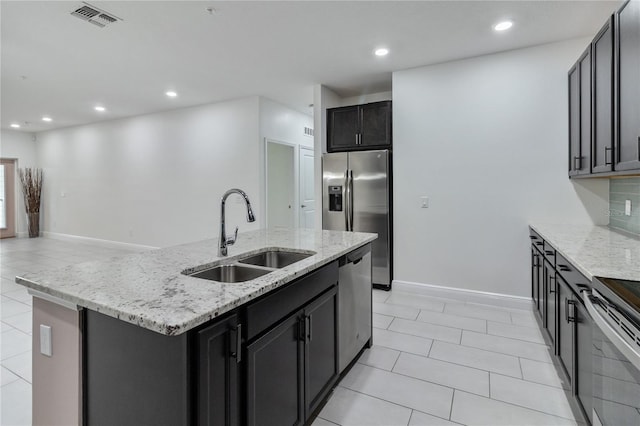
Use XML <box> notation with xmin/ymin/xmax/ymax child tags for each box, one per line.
<box><xmin>338</xmin><ymin>243</ymin><xmax>372</xmax><ymax>373</ymax></box>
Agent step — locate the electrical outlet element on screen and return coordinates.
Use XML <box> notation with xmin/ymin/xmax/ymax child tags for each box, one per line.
<box><xmin>40</xmin><ymin>324</ymin><xmax>52</xmax><ymax>357</ymax></box>
<box><xmin>625</xmin><ymin>200</ymin><xmax>632</xmax><ymax>216</ymax></box>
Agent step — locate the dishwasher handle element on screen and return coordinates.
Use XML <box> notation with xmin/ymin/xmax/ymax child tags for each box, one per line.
<box><xmin>341</xmin><ymin>244</ymin><xmax>371</xmax><ymax>267</ymax></box>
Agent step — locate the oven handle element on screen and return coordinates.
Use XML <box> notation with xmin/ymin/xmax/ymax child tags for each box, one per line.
<box><xmin>583</xmin><ymin>290</ymin><xmax>640</xmax><ymax>371</ymax></box>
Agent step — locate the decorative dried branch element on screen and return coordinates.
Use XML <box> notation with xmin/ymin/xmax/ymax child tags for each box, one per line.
<box><xmin>18</xmin><ymin>168</ymin><xmax>43</xmax><ymax>214</ymax></box>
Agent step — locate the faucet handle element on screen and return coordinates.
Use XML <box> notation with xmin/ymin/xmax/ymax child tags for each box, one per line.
<box><xmin>226</xmin><ymin>226</ymin><xmax>239</xmax><ymax>246</ymax></box>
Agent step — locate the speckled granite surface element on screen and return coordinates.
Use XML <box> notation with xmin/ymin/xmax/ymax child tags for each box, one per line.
<box><xmin>530</xmin><ymin>224</ymin><xmax>640</xmax><ymax>282</ymax></box>
<box><xmin>16</xmin><ymin>228</ymin><xmax>376</xmax><ymax>336</ymax></box>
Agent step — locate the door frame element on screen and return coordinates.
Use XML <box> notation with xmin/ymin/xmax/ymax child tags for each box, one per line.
<box><xmin>298</xmin><ymin>146</ymin><xmax>315</xmax><ymax>229</ymax></box>
<box><xmin>264</xmin><ymin>138</ymin><xmax>299</xmax><ymax>228</ymax></box>
<box><xmin>0</xmin><ymin>158</ymin><xmax>17</xmax><ymax>239</ymax></box>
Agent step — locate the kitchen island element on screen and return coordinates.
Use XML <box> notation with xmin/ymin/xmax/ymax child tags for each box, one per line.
<box><xmin>16</xmin><ymin>228</ymin><xmax>376</xmax><ymax>426</ymax></box>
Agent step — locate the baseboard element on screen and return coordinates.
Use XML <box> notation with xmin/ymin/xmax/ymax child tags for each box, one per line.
<box><xmin>392</xmin><ymin>279</ymin><xmax>532</xmax><ymax>311</ymax></box>
<box><xmin>42</xmin><ymin>231</ymin><xmax>158</xmax><ymax>251</ymax></box>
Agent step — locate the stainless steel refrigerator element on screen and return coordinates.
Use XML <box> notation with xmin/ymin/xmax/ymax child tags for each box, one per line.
<box><xmin>322</xmin><ymin>149</ymin><xmax>392</xmax><ymax>289</ymax></box>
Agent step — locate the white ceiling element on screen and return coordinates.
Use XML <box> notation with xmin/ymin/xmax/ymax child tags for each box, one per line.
<box><xmin>1</xmin><ymin>1</ymin><xmax>621</xmax><ymax>133</ymax></box>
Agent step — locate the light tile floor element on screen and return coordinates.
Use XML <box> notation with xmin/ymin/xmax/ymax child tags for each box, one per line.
<box><xmin>0</xmin><ymin>237</ymin><xmax>578</xmax><ymax>426</ymax></box>
<box><xmin>314</xmin><ymin>289</ymin><xmax>578</xmax><ymax>426</ymax></box>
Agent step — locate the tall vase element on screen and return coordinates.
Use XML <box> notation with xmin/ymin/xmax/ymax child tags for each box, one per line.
<box><xmin>27</xmin><ymin>212</ymin><xmax>40</xmax><ymax>238</ymax></box>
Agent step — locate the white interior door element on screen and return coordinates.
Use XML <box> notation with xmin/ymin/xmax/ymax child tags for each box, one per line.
<box><xmin>266</xmin><ymin>141</ymin><xmax>295</xmax><ymax>228</ymax></box>
<box><xmin>299</xmin><ymin>147</ymin><xmax>315</xmax><ymax>229</ymax></box>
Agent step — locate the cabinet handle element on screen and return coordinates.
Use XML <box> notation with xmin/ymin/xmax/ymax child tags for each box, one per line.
<box><xmin>566</xmin><ymin>299</ymin><xmax>577</xmax><ymax>323</ymax></box>
<box><xmin>545</xmin><ymin>250</ymin><xmax>554</xmax><ymax>256</ymax></box>
<box><xmin>529</xmin><ymin>236</ymin><xmax>537</xmax><ymax>240</ymax></box>
<box><xmin>605</xmin><ymin>146</ymin><xmax>613</xmax><ymax>165</ymax></box>
<box><xmin>231</xmin><ymin>324</ymin><xmax>242</xmax><ymax>363</ymax></box>
<box><xmin>355</xmin><ymin>134</ymin><xmax>359</xmax><ymax>145</ymax></box>
<box><xmin>638</xmin><ymin>137</ymin><xmax>640</xmax><ymax>161</ymax></box>
<box><xmin>549</xmin><ymin>275</ymin><xmax>556</xmax><ymax>293</ymax></box>
<box><xmin>307</xmin><ymin>315</ymin><xmax>313</xmax><ymax>342</ymax></box>
<box><xmin>574</xmin><ymin>156</ymin><xmax>581</xmax><ymax>170</ymax></box>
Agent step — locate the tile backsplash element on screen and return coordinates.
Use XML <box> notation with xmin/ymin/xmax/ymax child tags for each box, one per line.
<box><xmin>609</xmin><ymin>177</ymin><xmax>640</xmax><ymax>236</ymax></box>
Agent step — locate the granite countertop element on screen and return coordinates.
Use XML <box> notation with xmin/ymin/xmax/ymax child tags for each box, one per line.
<box><xmin>16</xmin><ymin>228</ymin><xmax>376</xmax><ymax>336</ymax></box>
<box><xmin>529</xmin><ymin>223</ymin><xmax>640</xmax><ymax>282</ymax></box>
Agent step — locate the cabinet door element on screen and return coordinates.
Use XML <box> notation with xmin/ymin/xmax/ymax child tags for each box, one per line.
<box><xmin>543</xmin><ymin>260</ymin><xmax>557</xmax><ymax>347</ymax></box>
<box><xmin>327</xmin><ymin>106</ymin><xmax>359</xmax><ymax>152</ymax></box>
<box><xmin>574</xmin><ymin>299</ymin><xmax>593</xmax><ymax>424</ymax></box>
<box><xmin>592</xmin><ymin>17</ymin><xmax>615</xmax><ymax>174</ymax></box>
<box><xmin>246</xmin><ymin>313</ymin><xmax>304</xmax><ymax>426</ymax></box>
<box><xmin>197</xmin><ymin>314</ymin><xmax>240</xmax><ymax>426</ymax></box>
<box><xmin>568</xmin><ymin>64</ymin><xmax>580</xmax><ymax>176</ymax></box>
<box><xmin>557</xmin><ymin>276</ymin><xmax>574</xmax><ymax>387</ymax></box>
<box><xmin>360</xmin><ymin>101</ymin><xmax>392</xmax><ymax>148</ymax></box>
<box><xmin>616</xmin><ymin>0</ymin><xmax>640</xmax><ymax>171</ymax></box>
<box><xmin>578</xmin><ymin>47</ymin><xmax>592</xmax><ymax>175</ymax></box>
<box><xmin>531</xmin><ymin>247</ymin><xmax>541</xmax><ymax>316</ymax></box>
<box><xmin>304</xmin><ymin>287</ymin><xmax>338</xmax><ymax>417</ymax></box>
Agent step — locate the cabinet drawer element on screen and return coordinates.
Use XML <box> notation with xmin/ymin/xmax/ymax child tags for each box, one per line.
<box><xmin>556</xmin><ymin>252</ymin><xmax>589</xmax><ymax>294</ymax></box>
<box><xmin>246</xmin><ymin>262</ymin><xmax>338</xmax><ymax>341</ymax></box>
<box><xmin>529</xmin><ymin>229</ymin><xmax>544</xmax><ymax>251</ymax></box>
<box><xmin>543</xmin><ymin>241</ymin><xmax>556</xmax><ymax>265</ymax></box>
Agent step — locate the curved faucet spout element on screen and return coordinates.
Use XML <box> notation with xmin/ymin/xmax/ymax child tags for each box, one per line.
<box><xmin>219</xmin><ymin>188</ymin><xmax>256</xmax><ymax>257</ymax></box>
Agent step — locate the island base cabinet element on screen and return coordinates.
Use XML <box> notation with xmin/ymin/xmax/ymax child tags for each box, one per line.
<box><xmin>196</xmin><ymin>313</ymin><xmax>241</xmax><ymax>426</ymax></box>
<box><xmin>246</xmin><ymin>313</ymin><xmax>305</xmax><ymax>426</ymax></box>
<box><xmin>246</xmin><ymin>286</ymin><xmax>338</xmax><ymax>426</ymax></box>
<box><xmin>305</xmin><ymin>288</ymin><xmax>339</xmax><ymax>416</ymax></box>
<box><xmin>85</xmin><ymin>310</ymin><xmax>190</xmax><ymax>426</ymax></box>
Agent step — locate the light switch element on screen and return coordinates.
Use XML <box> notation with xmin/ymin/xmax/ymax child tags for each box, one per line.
<box><xmin>420</xmin><ymin>196</ymin><xmax>429</xmax><ymax>208</ymax></box>
<box><xmin>625</xmin><ymin>200</ymin><xmax>632</xmax><ymax>216</ymax></box>
<box><xmin>40</xmin><ymin>324</ymin><xmax>52</xmax><ymax>357</ymax></box>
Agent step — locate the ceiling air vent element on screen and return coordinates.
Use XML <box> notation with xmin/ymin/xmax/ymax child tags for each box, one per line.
<box><xmin>71</xmin><ymin>2</ymin><xmax>121</xmax><ymax>28</ymax></box>
<box><xmin>304</xmin><ymin>127</ymin><xmax>314</xmax><ymax>137</ymax></box>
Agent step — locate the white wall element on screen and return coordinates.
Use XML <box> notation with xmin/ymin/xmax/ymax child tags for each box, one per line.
<box><xmin>393</xmin><ymin>38</ymin><xmax>609</xmax><ymax>298</ymax></box>
<box><xmin>259</xmin><ymin>97</ymin><xmax>314</xmax><ymax>228</ymax></box>
<box><xmin>1</xmin><ymin>129</ymin><xmax>38</xmax><ymax>235</ymax></box>
<box><xmin>341</xmin><ymin>91</ymin><xmax>392</xmax><ymax>106</ymax></box>
<box><xmin>313</xmin><ymin>85</ymin><xmax>343</xmax><ymax>229</ymax></box>
<box><xmin>36</xmin><ymin>97</ymin><xmax>261</xmax><ymax>248</ymax></box>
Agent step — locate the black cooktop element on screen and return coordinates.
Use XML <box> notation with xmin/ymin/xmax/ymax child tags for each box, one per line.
<box><xmin>595</xmin><ymin>277</ymin><xmax>640</xmax><ymax>325</ymax></box>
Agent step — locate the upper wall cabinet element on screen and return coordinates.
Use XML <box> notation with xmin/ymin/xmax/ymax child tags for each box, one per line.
<box><xmin>591</xmin><ymin>17</ymin><xmax>615</xmax><ymax>174</ymax></box>
<box><xmin>568</xmin><ymin>48</ymin><xmax>592</xmax><ymax>176</ymax></box>
<box><xmin>569</xmin><ymin>1</ymin><xmax>640</xmax><ymax>178</ymax></box>
<box><xmin>616</xmin><ymin>0</ymin><xmax>640</xmax><ymax>172</ymax></box>
<box><xmin>327</xmin><ymin>101</ymin><xmax>392</xmax><ymax>152</ymax></box>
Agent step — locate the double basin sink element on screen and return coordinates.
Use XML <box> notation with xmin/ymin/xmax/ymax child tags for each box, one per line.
<box><xmin>184</xmin><ymin>249</ymin><xmax>315</xmax><ymax>283</ymax></box>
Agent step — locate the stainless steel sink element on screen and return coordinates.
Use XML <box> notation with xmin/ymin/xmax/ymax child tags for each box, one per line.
<box><xmin>189</xmin><ymin>264</ymin><xmax>270</xmax><ymax>283</ymax></box>
<box><xmin>239</xmin><ymin>250</ymin><xmax>313</xmax><ymax>268</ymax></box>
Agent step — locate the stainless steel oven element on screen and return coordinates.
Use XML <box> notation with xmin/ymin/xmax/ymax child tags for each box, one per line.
<box><xmin>584</xmin><ymin>278</ymin><xmax>640</xmax><ymax>426</ymax></box>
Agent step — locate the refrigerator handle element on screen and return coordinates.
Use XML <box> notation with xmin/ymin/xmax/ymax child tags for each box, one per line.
<box><xmin>344</xmin><ymin>171</ymin><xmax>350</xmax><ymax>231</ymax></box>
<box><xmin>348</xmin><ymin>170</ymin><xmax>354</xmax><ymax>231</ymax></box>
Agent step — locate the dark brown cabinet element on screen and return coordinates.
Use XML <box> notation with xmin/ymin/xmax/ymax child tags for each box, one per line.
<box><xmin>246</xmin><ymin>287</ymin><xmax>338</xmax><ymax>426</ymax></box>
<box><xmin>196</xmin><ymin>313</ymin><xmax>241</xmax><ymax>426</ymax></box>
<box><xmin>543</xmin><ymin>259</ymin><xmax>557</xmax><ymax>346</ymax></box>
<box><xmin>556</xmin><ymin>275</ymin><xmax>574</xmax><ymax>386</ymax></box>
<box><xmin>615</xmin><ymin>0</ymin><xmax>640</xmax><ymax>172</ymax></box>
<box><xmin>528</xmin><ymin>229</ymin><xmax>594</xmax><ymax>424</ymax></box>
<box><xmin>531</xmin><ymin>244</ymin><xmax>543</xmax><ymax>317</ymax></box>
<box><xmin>591</xmin><ymin>17</ymin><xmax>615</xmax><ymax>174</ymax></box>
<box><xmin>568</xmin><ymin>48</ymin><xmax>592</xmax><ymax>176</ymax></box>
<box><xmin>569</xmin><ymin>1</ymin><xmax>640</xmax><ymax>177</ymax></box>
<box><xmin>327</xmin><ymin>101</ymin><xmax>392</xmax><ymax>152</ymax></box>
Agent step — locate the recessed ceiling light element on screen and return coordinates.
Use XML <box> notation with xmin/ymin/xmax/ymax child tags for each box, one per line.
<box><xmin>10</xmin><ymin>123</ymin><xmax>20</xmax><ymax>128</ymax></box>
<box><xmin>166</xmin><ymin>91</ymin><xmax>178</xmax><ymax>98</ymax></box>
<box><xmin>374</xmin><ymin>48</ymin><xmax>389</xmax><ymax>57</ymax></box>
<box><xmin>494</xmin><ymin>20</ymin><xmax>513</xmax><ymax>31</ymax></box>
<box><xmin>42</xmin><ymin>116</ymin><xmax>52</xmax><ymax>122</ymax></box>
<box><xmin>95</xmin><ymin>106</ymin><xmax>106</xmax><ymax>112</ymax></box>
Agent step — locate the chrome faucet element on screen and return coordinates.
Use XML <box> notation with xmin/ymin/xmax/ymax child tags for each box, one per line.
<box><xmin>219</xmin><ymin>188</ymin><xmax>256</xmax><ymax>256</ymax></box>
